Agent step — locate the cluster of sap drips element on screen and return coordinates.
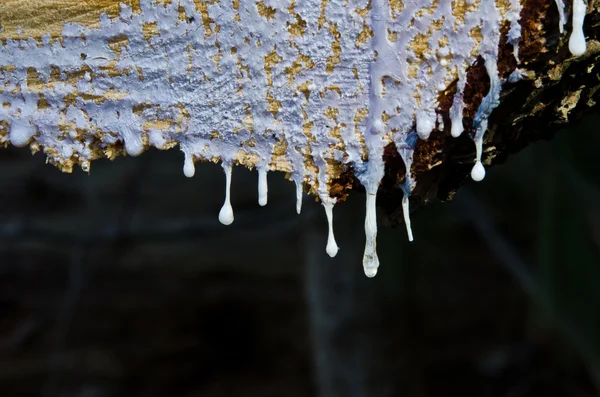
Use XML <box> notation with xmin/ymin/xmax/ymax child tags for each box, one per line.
<box><xmin>0</xmin><ymin>0</ymin><xmax>588</xmax><ymax>278</ymax></box>
<box><xmin>195</xmin><ymin>0</ymin><xmax>588</xmax><ymax>278</ymax></box>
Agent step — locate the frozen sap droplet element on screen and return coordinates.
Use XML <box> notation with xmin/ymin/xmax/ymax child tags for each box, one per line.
<box><xmin>471</xmin><ymin>138</ymin><xmax>486</xmax><ymax>182</ymax></box>
<box><xmin>295</xmin><ymin>180</ymin><xmax>303</xmax><ymax>215</ymax></box>
<box><xmin>402</xmin><ymin>194</ymin><xmax>414</xmax><ymax>242</ymax></box>
<box><xmin>451</xmin><ymin>120</ymin><xmax>464</xmax><ymax>138</ymax></box>
<box><xmin>218</xmin><ymin>164</ymin><xmax>234</xmax><ymax>225</ymax></box>
<box><xmin>124</xmin><ymin>136</ymin><xmax>143</xmax><ymax>157</ymax></box>
<box><xmin>555</xmin><ymin>0</ymin><xmax>566</xmax><ymax>33</ymax></box>
<box><xmin>9</xmin><ymin>120</ymin><xmax>36</xmax><ymax>147</ymax></box>
<box><xmin>258</xmin><ymin>168</ymin><xmax>268</xmax><ymax>207</ymax></box>
<box><xmin>183</xmin><ymin>152</ymin><xmax>195</xmax><ymax>178</ymax></box>
<box><xmin>569</xmin><ymin>0</ymin><xmax>587</xmax><ymax>56</ymax></box>
<box><xmin>416</xmin><ymin>111</ymin><xmax>435</xmax><ymax>140</ymax></box>
<box><xmin>321</xmin><ymin>196</ymin><xmax>339</xmax><ymax>258</ymax></box>
<box><xmin>471</xmin><ymin>161</ymin><xmax>486</xmax><ymax>182</ymax></box>
<box><xmin>362</xmin><ymin>193</ymin><xmax>380</xmax><ymax>278</ymax></box>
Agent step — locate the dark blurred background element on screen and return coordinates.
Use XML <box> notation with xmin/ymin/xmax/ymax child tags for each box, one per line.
<box><xmin>0</xmin><ymin>113</ymin><xmax>599</xmax><ymax>397</ymax></box>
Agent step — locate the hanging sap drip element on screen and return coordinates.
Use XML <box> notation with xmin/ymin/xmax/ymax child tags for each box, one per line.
<box><xmin>183</xmin><ymin>151</ymin><xmax>195</xmax><ymax>178</ymax></box>
<box><xmin>555</xmin><ymin>0</ymin><xmax>567</xmax><ymax>33</ymax></box>
<box><xmin>450</xmin><ymin>69</ymin><xmax>467</xmax><ymax>138</ymax></box>
<box><xmin>219</xmin><ymin>164</ymin><xmax>234</xmax><ymax>226</ymax></box>
<box><xmin>295</xmin><ymin>180</ymin><xmax>303</xmax><ymax>215</ymax></box>
<box><xmin>258</xmin><ymin>168</ymin><xmax>268</xmax><ymax>207</ymax></box>
<box><xmin>362</xmin><ymin>193</ymin><xmax>380</xmax><ymax>278</ymax></box>
<box><xmin>321</xmin><ymin>196</ymin><xmax>339</xmax><ymax>258</ymax></box>
<box><xmin>397</xmin><ymin>131</ymin><xmax>417</xmax><ymax>242</ymax></box>
<box><xmin>569</xmin><ymin>0</ymin><xmax>587</xmax><ymax>56</ymax></box>
<box><xmin>402</xmin><ymin>196</ymin><xmax>414</xmax><ymax>242</ymax></box>
<box><xmin>416</xmin><ymin>110</ymin><xmax>436</xmax><ymax>140</ymax></box>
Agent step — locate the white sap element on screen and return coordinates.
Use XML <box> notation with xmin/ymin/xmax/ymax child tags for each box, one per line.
<box><xmin>555</xmin><ymin>0</ymin><xmax>566</xmax><ymax>33</ymax></box>
<box><xmin>295</xmin><ymin>180</ymin><xmax>303</xmax><ymax>215</ymax></box>
<box><xmin>471</xmin><ymin>138</ymin><xmax>486</xmax><ymax>182</ymax></box>
<box><xmin>362</xmin><ymin>193</ymin><xmax>380</xmax><ymax>278</ymax></box>
<box><xmin>402</xmin><ymin>195</ymin><xmax>414</xmax><ymax>242</ymax></box>
<box><xmin>258</xmin><ymin>168</ymin><xmax>268</xmax><ymax>206</ymax></box>
<box><xmin>321</xmin><ymin>197</ymin><xmax>339</xmax><ymax>258</ymax></box>
<box><xmin>218</xmin><ymin>164</ymin><xmax>234</xmax><ymax>226</ymax></box>
<box><xmin>183</xmin><ymin>152</ymin><xmax>195</xmax><ymax>178</ymax></box>
<box><xmin>569</xmin><ymin>0</ymin><xmax>587</xmax><ymax>56</ymax></box>
<box><xmin>9</xmin><ymin>120</ymin><xmax>36</xmax><ymax>148</ymax></box>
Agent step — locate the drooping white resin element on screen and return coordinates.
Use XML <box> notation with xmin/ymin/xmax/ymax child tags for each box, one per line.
<box><xmin>362</xmin><ymin>193</ymin><xmax>379</xmax><ymax>278</ymax></box>
<box><xmin>555</xmin><ymin>0</ymin><xmax>567</xmax><ymax>33</ymax></box>
<box><xmin>450</xmin><ymin>69</ymin><xmax>467</xmax><ymax>138</ymax></box>
<box><xmin>402</xmin><ymin>195</ymin><xmax>414</xmax><ymax>242</ymax></box>
<box><xmin>396</xmin><ymin>132</ymin><xmax>417</xmax><ymax>242</ymax></box>
<box><xmin>9</xmin><ymin>120</ymin><xmax>36</xmax><ymax>148</ymax></box>
<box><xmin>321</xmin><ymin>196</ymin><xmax>339</xmax><ymax>258</ymax></box>
<box><xmin>183</xmin><ymin>151</ymin><xmax>195</xmax><ymax>178</ymax></box>
<box><xmin>218</xmin><ymin>164</ymin><xmax>234</xmax><ymax>226</ymax></box>
<box><xmin>569</xmin><ymin>0</ymin><xmax>587</xmax><ymax>56</ymax></box>
<box><xmin>0</xmin><ymin>0</ymin><xmax>524</xmax><ymax>276</ymax></box>
<box><xmin>295</xmin><ymin>180</ymin><xmax>303</xmax><ymax>215</ymax></box>
<box><xmin>258</xmin><ymin>168</ymin><xmax>268</xmax><ymax>207</ymax></box>
<box><xmin>507</xmin><ymin>0</ymin><xmax>523</xmax><ymax>63</ymax></box>
<box><xmin>416</xmin><ymin>110</ymin><xmax>436</xmax><ymax>140</ymax></box>
<box><xmin>471</xmin><ymin>159</ymin><xmax>486</xmax><ymax>182</ymax></box>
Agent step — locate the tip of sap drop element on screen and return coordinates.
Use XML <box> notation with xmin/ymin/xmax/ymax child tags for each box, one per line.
<box><xmin>416</xmin><ymin>115</ymin><xmax>434</xmax><ymax>140</ymax></box>
<box><xmin>364</xmin><ymin>269</ymin><xmax>378</xmax><ymax>278</ymax></box>
<box><xmin>450</xmin><ymin>121</ymin><xmax>464</xmax><ymax>138</ymax></box>
<box><xmin>218</xmin><ymin>204</ymin><xmax>234</xmax><ymax>225</ymax></box>
<box><xmin>471</xmin><ymin>161</ymin><xmax>486</xmax><ymax>182</ymax></box>
<box><xmin>258</xmin><ymin>169</ymin><xmax>268</xmax><ymax>206</ymax></box>
<box><xmin>183</xmin><ymin>158</ymin><xmax>195</xmax><ymax>178</ymax></box>
<box><xmin>569</xmin><ymin>33</ymin><xmax>586</xmax><ymax>56</ymax></box>
<box><xmin>326</xmin><ymin>242</ymin><xmax>339</xmax><ymax>258</ymax></box>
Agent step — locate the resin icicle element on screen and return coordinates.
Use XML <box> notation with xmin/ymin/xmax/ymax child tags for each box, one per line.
<box><xmin>402</xmin><ymin>195</ymin><xmax>414</xmax><ymax>242</ymax></box>
<box><xmin>295</xmin><ymin>180</ymin><xmax>303</xmax><ymax>215</ymax></box>
<box><xmin>218</xmin><ymin>164</ymin><xmax>234</xmax><ymax>226</ymax></box>
<box><xmin>569</xmin><ymin>0</ymin><xmax>587</xmax><ymax>56</ymax></box>
<box><xmin>397</xmin><ymin>131</ymin><xmax>418</xmax><ymax>242</ymax></box>
<box><xmin>258</xmin><ymin>168</ymin><xmax>268</xmax><ymax>207</ymax></box>
<box><xmin>321</xmin><ymin>197</ymin><xmax>339</xmax><ymax>258</ymax></box>
<box><xmin>363</xmin><ymin>193</ymin><xmax>380</xmax><ymax>278</ymax></box>
<box><xmin>183</xmin><ymin>151</ymin><xmax>195</xmax><ymax>178</ymax></box>
<box><xmin>450</xmin><ymin>69</ymin><xmax>467</xmax><ymax>138</ymax></box>
<box><xmin>555</xmin><ymin>0</ymin><xmax>567</xmax><ymax>33</ymax></box>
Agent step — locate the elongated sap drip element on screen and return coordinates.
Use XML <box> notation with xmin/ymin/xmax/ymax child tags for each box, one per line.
<box><xmin>472</xmin><ymin>138</ymin><xmax>486</xmax><ymax>182</ymax></box>
<box><xmin>416</xmin><ymin>110</ymin><xmax>436</xmax><ymax>140</ymax></box>
<box><xmin>295</xmin><ymin>180</ymin><xmax>303</xmax><ymax>215</ymax></box>
<box><xmin>402</xmin><ymin>195</ymin><xmax>414</xmax><ymax>242</ymax></box>
<box><xmin>396</xmin><ymin>131</ymin><xmax>418</xmax><ymax>241</ymax></box>
<box><xmin>450</xmin><ymin>69</ymin><xmax>467</xmax><ymax>138</ymax></box>
<box><xmin>471</xmin><ymin>56</ymin><xmax>501</xmax><ymax>182</ymax></box>
<box><xmin>218</xmin><ymin>164</ymin><xmax>234</xmax><ymax>226</ymax></box>
<box><xmin>569</xmin><ymin>0</ymin><xmax>587</xmax><ymax>56</ymax></box>
<box><xmin>321</xmin><ymin>196</ymin><xmax>339</xmax><ymax>258</ymax></box>
<box><xmin>507</xmin><ymin>0</ymin><xmax>523</xmax><ymax>63</ymax></box>
<box><xmin>363</xmin><ymin>193</ymin><xmax>379</xmax><ymax>278</ymax></box>
<box><xmin>183</xmin><ymin>151</ymin><xmax>195</xmax><ymax>178</ymax></box>
<box><xmin>258</xmin><ymin>168</ymin><xmax>268</xmax><ymax>206</ymax></box>
<box><xmin>555</xmin><ymin>0</ymin><xmax>567</xmax><ymax>33</ymax></box>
